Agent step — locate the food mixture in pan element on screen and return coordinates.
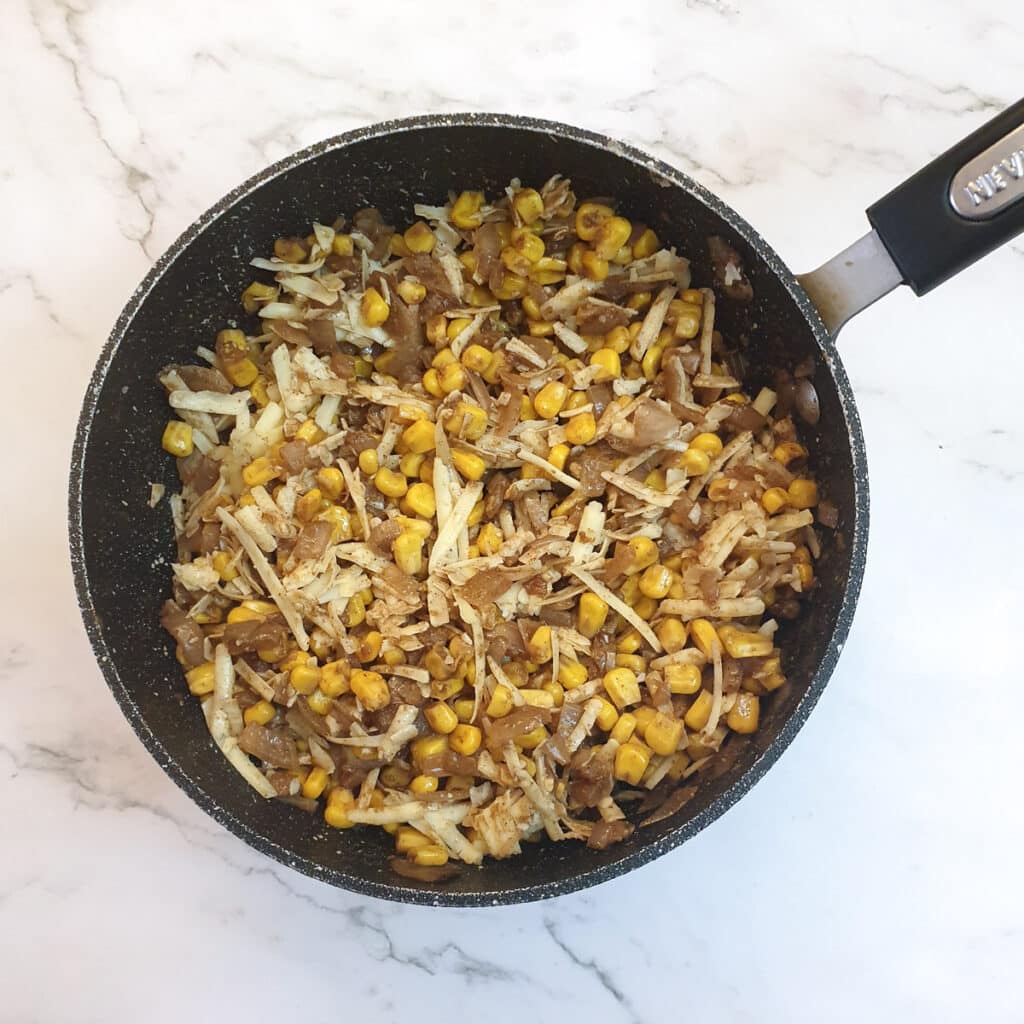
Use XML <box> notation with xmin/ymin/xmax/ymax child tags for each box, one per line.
<box><xmin>159</xmin><ymin>177</ymin><xmax>834</xmax><ymax>879</ymax></box>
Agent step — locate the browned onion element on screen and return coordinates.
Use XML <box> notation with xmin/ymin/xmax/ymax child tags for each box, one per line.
<box><xmin>794</xmin><ymin>377</ymin><xmax>820</xmax><ymax>425</ymax></box>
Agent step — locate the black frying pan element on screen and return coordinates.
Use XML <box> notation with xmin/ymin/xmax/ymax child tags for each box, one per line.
<box><xmin>69</xmin><ymin>105</ymin><xmax>1024</xmax><ymax>905</ymax></box>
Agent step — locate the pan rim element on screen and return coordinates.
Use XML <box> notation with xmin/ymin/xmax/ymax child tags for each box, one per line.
<box><xmin>68</xmin><ymin>112</ymin><xmax>869</xmax><ymax>907</ymax></box>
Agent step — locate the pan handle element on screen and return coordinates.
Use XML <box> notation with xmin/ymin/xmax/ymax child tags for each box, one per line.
<box><xmin>798</xmin><ymin>98</ymin><xmax>1024</xmax><ymax>336</ymax></box>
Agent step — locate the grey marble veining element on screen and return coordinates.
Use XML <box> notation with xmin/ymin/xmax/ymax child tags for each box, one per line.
<box><xmin>2</xmin><ymin>1</ymin><xmax>1023</xmax><ymax>1021</ymax></box>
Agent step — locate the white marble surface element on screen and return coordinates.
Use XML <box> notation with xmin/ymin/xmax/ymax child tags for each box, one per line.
<box><xmin>3</xmin><ymin>1</ymin><xmax>1023</xmax><ymax>1020</ymax></box>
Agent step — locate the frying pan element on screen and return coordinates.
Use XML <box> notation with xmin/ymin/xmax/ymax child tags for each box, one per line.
<box><xmin>69</xmin><ymin>104</ymin><xmax>1024</xmax><ymax>905</ymax></box>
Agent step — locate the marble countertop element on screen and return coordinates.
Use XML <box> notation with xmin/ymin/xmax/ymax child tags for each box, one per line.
<box><xmin>3</xmin><ymin>1</ymin><xmax>1023</xmax><ymax>1020</ymax></box>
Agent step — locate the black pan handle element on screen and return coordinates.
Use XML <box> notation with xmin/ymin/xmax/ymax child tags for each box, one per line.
<box><xmin>799</xmin><ymin>99</ymin><xmax>1024</xmax><ymax>336</ymax></box>
<box><xmin>866</xmin><ymin>98</ymin><xmax>1024</xmax><ymax>295</ymax></box>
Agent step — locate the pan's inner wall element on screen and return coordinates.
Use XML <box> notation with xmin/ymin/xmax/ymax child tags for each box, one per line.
<box><xmin>78</xmin><ymin>123</ymin><xmax>856</xmax><ymax>901</ymax></box>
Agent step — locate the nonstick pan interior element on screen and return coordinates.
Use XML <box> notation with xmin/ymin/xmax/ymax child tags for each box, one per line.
<box><xmin>70</xmin><ymin>114</ymin><xmax>867</xmax><ymax>905</ymax></box>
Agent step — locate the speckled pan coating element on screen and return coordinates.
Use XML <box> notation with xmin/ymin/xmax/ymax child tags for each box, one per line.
<box><xmin>68</xmin><ymin>113</ymin><xmax>869</xmax><ymax>907</ymax></box>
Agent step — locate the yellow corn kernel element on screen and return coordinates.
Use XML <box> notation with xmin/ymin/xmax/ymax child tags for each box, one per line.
<box><xmin>796</xmin><ymin>562</ymin><xmax>814</xmax><ymax>589</ymax></box>
<box><xmin>299</xmin><ymin>766</ymin><xmax>329</xmax><ymax>800</ymax></box>
<box><xmin>567</xmin><ymin>242</ymin><xmax>587</xmax><ymax>276</ymax></box>
<box><xmin>451</xmin><ymin>190</ymin><xmax>484</xmax><ymax>229</ymax></box>
<box><xmin>425</xmin><ymin>314</ymin><xmax>448</xmax><ymax>346</ymax></box>
<box><xmin>409</xmin><ymin>843</ymin><xmax>448</xmax><ymax>867</ymax></box>
<box><xmin>249</xmin><ymin>375</ymin><xmax>270</xmax><ymax>407</ymax></box>
<box><xmin>609</xmin><ymin>713</ymin><xmax>638</xmax><ymax>745</ymax></box>
<box><xmin>289</xmin><ymin>662</ymin><xmax>321</xmax><ymax>696</ymax></box>
<box><xmin>549</xmin><ymin>662</ymin><xmax>584</xmax><ymax>694</ymax></box>
<box><xmin>403</xmin><ymin>220</ymin><xmax>435</xmax><ymax>253</ymax></box>
<box><xmin>396</xmin><ymin>420</ymin><xmax>433</xmax><ymax>457</ymax></box>
<box><xmin>656</xmin><ymin>618</ymin><xmax>688</xmax><ymax>654</ymax></box>
<box><xmin>398</xmin><ymin>453</ymin><xmax>425</xmax><ymax>480</ymax></box>
<box><xmin>588</xmin><ymin>347</ymin><xmax>621</xmax><ymax>383</ymax></box>
<box><xmin>294</xmin><ymin>418</ymin><xmax>325</xmax><ymax>445</ymax></box>
<box><xmin>423</xmin><ymin>702</ymin><xmax>459</xmax><ymax>735</ymax></box>
<box><xmin>684</xmin><ymin>690</ymin><xmax>714</xmax><ymax>731</ymax></box>
<box><xmin>512</xmin><ymin>187</ymin><xmax>544</xmax><ymax>225</ymax></box>
<box><xmin>401</xmin><ymin>482</ymin><xmax>435</xmax><ymax>520</ymax></box>
<box><xmin>407</xmin><ymin>774</ymin><xmax>437</xmax><ymax>796</ymax></box>
<box><xmin>666</xmin><ymin>663</ymin><xmax>702</xmax><ymax>695</ymax></box>
<box><xmin>446</xmin><ymin>401</ymin><xmax>488</xmax><ymax>441</ymax></box>
<box><xmin>616</xmin><ymin>629</ymin><xmax>644</xmax><ymax>655</ymax></box>
<box><xmin>438</xmin><ymin>362</ymin><xmax>466</xmax><ymax>395</ymax></box>
<box><xmin>212</xmin><ymin>550</ymin><xmax>238</xmax><ymax>582</ymax></box>
<box><xmin>459</xmin><ymin>344</ymin><xmax>491</xmax><ymax>375</ymax></box>
<box><xmin>410</xmin><ymin>736</ymin><xmax>449</xmax><ymax>769</ymax></box>
<box><xmin>718</xmin><ymin>625</ymin><xmax>775</xmax><ymax>659</ymax></box>
<box><xmin>673</xmin><ymin>303</ymin><xmax>702</xmax><ymax>340</ymax></box>
<box><xmin>373</xmin><ymin>467</ymin><xmax>408</xmax><ymax>499</ymax></box>
<box><xmin>345</xmin><ymin>594</ymin><xmax>366</xmax><ymax>628</ymax></box>
<box><xmin>598</xmin><ymin>328</ymin><xmax>627</xmax><ymax>357</ymax></box>
<box><xmin>449</xmin><ymin>723</ymin><xmax>482</xmax><ymax>756</ymax></box>
<box><xmin>626</xmin><ymin>536</ymin><xmax>659</xmax><ymax>574</ymax></box>
<box><xmin>508</xmin><ymin>227</ymin><xmax>545</xmax><ymax>264</ymax></box>
<box><xmin>724</xmin><ymin>392</ymin><xmax>749</xmax><ymax>405</ymax></box>
<box><xmin>645</xmin><ymin>712</ymin><xmax>683</xmax><ymax>756</ymax></box>
<box><xmin>603</xmin><ymin>667</ymin><xmax>641</xmax><ymax>709</ymax></box>
<box><xmin>349</xmin><ymin>669</ymin><xmax>390</xmax><ymax>711</ymax></box>
<box><xmin>762</xmin><ymin>487</ymin><xmax>789</xmax><ymax>515</ymax></box>
<box><xmin>528</xmin><ymin>257</ymin><xmax>567</xmax><ymax>285</ymax></box>
<box><xmin>360</xmin><ymin>286</ymin><xmax>390</xmax><ymax>327</ymax></box>
<box><xmin>516</xmin><ymin>725</ymin><xmax>548</xmax><ymax>750</ymax></box>
<box><xmin>453</xmin><ymin>698</ymin><xmax>476</xmax><ymax>723</ymax></box>
<box><xmin>540</xmin><ymin>680</ymin><xmax>565</xmax><ymax>708</ymax></box>
<box><xmin>642</xmin><ymin>469</ymin><xmax>666</xmax><ymax>493</ymax></box>
<box><xmin>433</xmin><ymin>345</ymin><xmax>458</xmax><ymax>368</ymax></box>
<box><xmin>690</xmin><ymin>433</ymin><xmax>724</xmax><ymax>458</ymax></box>
<box><xmin>575</xmin><ymin>201</ymin><xmax>613</xmax><ymax>241</ymax></box>
<box><xmin>467</xmin><ymin>284</ymin><xmax>495</xmax><ymax>306</ymax></box>
<box><xmin>161</xmin><ymin>420</ymin><xmax>193</xmax><ymax>458</ymax></box>
<box><xmin>628</xmin><ymin>706</ymin><xmax>656</xmax><ymax>737</ymax></box>
<box><xmin>482</xmin><ymin>350</ymin><xmax>505</xmax><ymax>384</ymax></box>
<box><xmin>355</xmin><ymin>631</ymin><xmax>383</xmax><ymax>664</ymax></box>
<box><xmin>524</xmin><ymin>319</ymin><xmax>553</xmax><ymax>338</ymax></box>
<box><xmin>241</xmin><ymin>280</ymin><xmax>278</xmax><ymax>313</ymax></box>
<box><xmin>633</xmin><ymin>596</ymin><xmax>658</xmax><ymax>620</ymax></box>
<box><xmin>318</xmin><ymin>504</ymin><xmax>353</xmax><ymax>543</ymax></box>
<box><xmin>466</xmin><ymin>499</ymin><xmax>485</xmax><ymax>527</ymax></box>
<box><xmin>788</xmin><ymin>479</ymin><xmax>819</xmax><ymax>509</ymax></box>
<box><xmin>390</xmin><ymin>235</ymin><xmax>412</xmax><ymax>259</ymax></box>
<box><xmin>677</xmin><ymin>447</ymin><xmax>711</xmax><ymax>476</ymax></box>
<box><xmin>615</xmin><ymin>654</ymin><xmax>646</xmax><ymax>675</ymax></box>
<box><xmin>641</xmin><ymin>344</ymin><xmax>664</xmax><ymax>382</ymax></box>
<box><xmin>579</xmin><ymin>249</ymin><xmax>609</xmax><ymax>281</ymax></box>
<box><xmin>324</xmin><ymin>787</ymin><xmax>356</xmax><ymax>829</ymax></box>
<box><xmin>327</xmin><ymin>232</ymin><xmax>353</xmax><ymax>258</ymax></box>
<box><xmin>381</xmin><ymin>648</ymin><xmax>406</xmax><ymax>669</ymax></box>
<box><xmin>519</xmin><ymin>688</ymin><xmax>556</xmax><ymax>709</ymax></box>
<box><xmin>294</xmin><ymin>487</ymin><xmax>323</xmax><ymax>524</ymax></box>
<box><xmin>486</xmin><ymin>685</ymin><xmax>514</xmax><ymax>719</ymax></box>
<box><xmin>578</xmin><ymin>592</ymin><xmax>609</xmax><ymax>638</ymax></box>
<box><xmin>490</xmin><ymin>267</ymin><xmax>528</xmax><ymax>300</ymax></box>
<box><xmin>396</xmin><ymin>279</ymin><xmax>427</xmax><ymax>305</ymax></box>
<box><xmin>564</xmin><ymin>411</ymin><xmax>597</xmax><ymax>446</ymax></box>
<box><xmin>635</xmin><ymin>564</ymin><xmax>670</xmax><ymax>601</ymax></box>
<box><xmin>632</xmin><ymin>228</ymin><xmax>659</xmax><ymax>260</ymax></box>
<box><xmin>273</xmin><ymin>236</ymin><xmax>306</xmax><ymax>263</ymax></box>
<box><xmin>588</xmin><ymin>697</ymin><xmax>616</xmax><ymax>732</ymax></box>
<box><xmin>564</xmin><ymin>390</ymin><xmax>588</xmax><ymax>413</ymax></box>
<box><xmin>519</xmin><ymin>394</ymin><xmax>537</xmax><ymax>420</ymax></box>
<box><xmin>353</xmin><ymin>356</ymin><xmax>373</xmax><ymax>379</ymax></box>
<box><xmin>243</xmin><ymin>700</ymin><xmax>276</xmax><ymax>727</ymax></box>
<box><xmin>614</xmin><ymin>740</ymin><xmax>651</xmax><ymax>785</ymax></box>
<box><xmin>395</xmin><ymin>825</ymin><xmax>433</xmax><ymax>854</ymax></box>
<box><xmin>690</xmin><ymin>619</ymin><xmax>721</xmax><ymax>660</ymax></box>
<box><xmin>773</xmin><ymin>442</ymin><xmax>808</xmax><ymax>467</ymax></box>
<box><xmin>315</xmin><ymin>467</ymin><xmax>345</xmax><ymax>501</ymax></box>
<box><xmin>185</xmin><ymin>662</ymin><xmax>216</xmax><ymax>696</ymax></box>
<box><xmin>477</xmin><ymin>522</ymin><xmax>503</xmax><ymax>556</ymax></box>
<box><xmin>727</xmin><ymin>692</ymin><xmax>760</xmax><ymax>734</ymax></box>
<box><xmin>392</xmin><ymin>530</ymin><xmax>424</xmax><ymax>575</ymax></box>
<box><xmin>533</xmin><ymin>381</ymin><xmax>568</xmax><ymax>419</ymax></box>
<box><xmin>526</xmin><ymin>624</ymin><xmax>553</xmax><ymax>664</ymax></box>
<box><xmin>706</xmin><ymin>478</ymin><xmax>737</xmax><ymax>504</ymax></box>
<box><xmin>626</xmin><ymin>290</ymin><xmax>652</xmax><ymax>311</ymax></box>
<box><xmin>450</xmin><ymin>449</ymin><xmax>486</xmax><ymax>481</ymax></box>
<box><xmin>240</xmin><ymin>456</ymin><xmax>276</xmax><ymax>489</ymax></box>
